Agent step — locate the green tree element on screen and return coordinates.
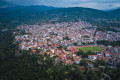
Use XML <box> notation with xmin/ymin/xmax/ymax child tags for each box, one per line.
<box><xmin>79</xmin><ymin>58</ymin><xmax>88</xmax><ymax>67</ymax></box>
<box><xmin>46</xmin><ymin>68</ymin><xmax>53</xmax><ymax>75</ymax></box>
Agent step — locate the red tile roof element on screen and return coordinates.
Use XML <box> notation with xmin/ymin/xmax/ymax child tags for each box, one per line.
<box><xmin>70</xmin><ymin>47</ymin><xmax>78</xmax><ymax>53</ymax></box>
<box><xmin>32</xmin><ymin>50</ymin><xmax>36</xmax><ymax>53</ymax></box>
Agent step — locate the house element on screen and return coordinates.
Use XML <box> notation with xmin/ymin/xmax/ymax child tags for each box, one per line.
<box><xmin>116</xmin><ymin>54</ymin><xmax>120</xmax><ymax>59</ymax></box>
<box><xmin>69</xmin><ymin>60</ymin><xmax>74</xmax><ymax>64</ymax></box>
<box><xmin>32</xmin><ymin>50</ymin><xmax>36</xmax><ymax>53</ymax></box>
<box><xmin>88</xmin><ymin>63</ymin><xmax>94</xmax><ymax>67</ymax></box>
<box><xmin>69</xmin><ymin>47</ymin><xmax>78</xmax><ymax>53</ymax></box>
<box><xmin>19</xmin><ymin>44</ymin><xmax>25</xmax><ymax>49</ymax></box>
<box><xmin>59</xmin><ymin>53</ymin><xmax>65</xmax><ymax>60</ymax></box>
<box><xmin>79</xmin><ymin>66</ymin><xmax>85</xmax><ymax>72</ymax></box>
<box><xmin>105</xmin><ymin>52</ymin><xmax>111</xmax><ymax>57</ymax></box>
<box><xmin>103</xmin><ymin>57</ymin><xmax>110</xmax><ymax>62</ymax></box>
<box><xmin>51</xmin><ymin>49</ymin><xmax>55</xmax><ymax>53</ymax></box>
<box><xmin>73</xmin><ymin>57</ymin><xmax>80</xmax><ymax>64</ymax></box>
<box><xmin>97</xmin><ymin>55</ymin><xmax>105</xmax><ymax>60</ymax></box>
<box><xmin>64</xmin><ymin>60</ymin><xmax>69</xmax><ymax>65</ymax></box>
<box><xmin>88</xmin><ymin>55</ymin><xmax>97</xmax><ymax>60</ymax></box>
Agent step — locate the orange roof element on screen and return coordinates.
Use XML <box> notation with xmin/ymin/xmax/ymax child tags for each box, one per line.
<box><xmin>73</xmin><ymin>57</ymin><xmax>79</xmax><ymax>61</ymax></box>
<box><xmin>70</xmin><ymin>47</ymin><xmax>78</xmax><ymax>52</ymax></box>
<box><xmin>76</xmin><ymin>56</ymin><xmax>79</xmax><ymax>58</ymax></box>
<box><xmin>79</xmin><ymin>66</ymin><xmax>85</xmax><ymax>72</ymax></box>
<box><xmin>59</xmin><ymin>53</ymin><xmax>64</xmax><ymax>60</ymax></box>
<box><xmin>106</xmin><ymin>52</ymin><xmax>111</xmax><ymax>54</ymax></box>
<box><xmin>69</xmin><ymin>60</ymin><xmax>74</xmax><ymax>63</ymax></box>
<box><xmin>65</xmin><ymin>60</ymin><xmax>69</xmax><ymax>65</ymax></box>
<box><xmin>32</xmin><ymin>50</ymin><xmax>36</xmax><ymax>52</ymax></box>
<box><xmin>19</xmin><ymin>44</ymin><xmax>22</xmax><ymax>46</ymax></box>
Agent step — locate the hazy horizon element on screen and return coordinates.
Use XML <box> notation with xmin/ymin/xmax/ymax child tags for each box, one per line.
<box><xmin>0</xmin><ymin>0</ymin><xmax>120</xmax><ymax>10</ymax></box>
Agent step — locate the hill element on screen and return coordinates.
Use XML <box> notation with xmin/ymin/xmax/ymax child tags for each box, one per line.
<box><xmin>109</xmin><ymin>8</ymin><xmax>120</xmax><ymax>18</ymax></box>
<box><xmin>40</xmin><ymin>7</ymin><xmax>110</xmax><ymax>22</ymax></box>
<box><xmin>0</xmin><ymin>6</ymin><xmax>109</xmax><ymax>20</ymax></box>
<box><xmin>0</xmin><ymin>5</ymin><xmax>56</xmax><ymax>13</ymax></box>
<box><xmin>0</xmin><ymin>5</ymin><xmax>56</xmax><ymax>19</ymax></box>
<box><xmin>0</xmin><ymin>6</ymin><xmax>120</xmax><ymax>31</ymax></box>
<box><xmin>0</xmin><ymin>5</ymin><xmax>57</xmax><ymax>30</ymax></box>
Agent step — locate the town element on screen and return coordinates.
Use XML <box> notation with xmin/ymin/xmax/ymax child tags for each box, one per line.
<box><xmin>14</xmin><ymin>21</ymin><xmax>120</xmax><ymax>68</ymax></box>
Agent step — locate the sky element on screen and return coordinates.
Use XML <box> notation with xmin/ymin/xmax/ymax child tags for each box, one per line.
<box><xmin>0</xmin><ymin>0</ymin><xmax>120</xmax><ymax>10</ymax></box>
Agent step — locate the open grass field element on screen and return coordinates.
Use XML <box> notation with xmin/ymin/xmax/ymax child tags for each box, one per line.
<box><xmin>77</xmin><ymin>46</ymin><xmax>104</xmax><ymax>53</ymax></box>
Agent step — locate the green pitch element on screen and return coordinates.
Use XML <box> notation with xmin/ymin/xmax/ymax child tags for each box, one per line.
<box><xmin>77</xmin><ymin>46</ymin><xmax>104</xmax><ymax>53</ymax></box>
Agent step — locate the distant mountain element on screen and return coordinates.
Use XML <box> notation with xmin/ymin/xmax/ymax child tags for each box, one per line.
<box><xmin>0</xmin><ymin>5</ymin><xmax>57</xmax><ymax>21</ymax></box>
<box><xmin>0</xmin><ymin>6</ymin><xmax>112</xmax><ymax>21</ymax></box>
<box><xmin>103</xmin><ymin>7</ymin><xmax>120</xmax><ymax>11</ymax></box>
<box><xmin>39</xmin><ymin>7</ymin><xmax>110</xmax><ymax>22</ymax></box>
<box><xmin>0</xmin><ymin>5</ymin><xmax>120</xmax><ymax>22</ymax></box>
<box><xmin>0</xmin><ymin>5</ymin><xmax>120</xmax><ymax>30</ymax></box>
<box><xmin>0</xmin><ymin>0</ymin><xmax>17</xmax><ymax>8</ymax></box>
<box><xmin>0</xmin><ymin>5</ymin><xmax>56</xmax><ymax>13</ymax></box>
<box><xmin>109</xmin><ymin>8</ymin><xmax>120</xmax><ymax>18</ymax></box>
<box><xmin>0</xmin><ymin>5</ymin><xmax>57</xmax><ymax>29</ymax></box>
<box><xmin>0</xmin><ymin>6</ymin><xmax>111</xmax><ymax>24</ymax></box>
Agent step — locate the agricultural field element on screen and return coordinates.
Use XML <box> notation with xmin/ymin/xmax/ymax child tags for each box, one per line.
<box><xmin>76</xmin><ymin>46</ymin><xmax>104</xmax><ymax>53</ymax></box>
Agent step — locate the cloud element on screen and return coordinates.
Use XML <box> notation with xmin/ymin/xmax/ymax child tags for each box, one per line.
<box><xmin>0</xmin><ymin>0</ymin><xmax>120</xmax><ymax>9</ymax></box>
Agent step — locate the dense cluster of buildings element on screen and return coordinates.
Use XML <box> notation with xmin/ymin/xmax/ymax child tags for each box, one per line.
<box><xmin>14</xmin><ymin>21</ymin><xmax>120</xmax><ymax>66</ymax></box>
<box><xmin>15</xmin><ymin>21</ymin><xmax>97</xmax><ymax>50</ymax></box>
<box><xmin>88</xmin><ymin>46</ymin><xmax>120</xmax><ymax>67</ymax></box>
<box><xmin>95</xmin><ymin>31</ymin><xmax>120</xmax><ymax>41</ymax></box>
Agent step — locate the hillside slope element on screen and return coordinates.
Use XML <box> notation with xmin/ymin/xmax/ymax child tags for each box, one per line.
<box><xmin>0</xmin><ymin>6</ymin><xmax>120</xmax><ymax>30</ymax></box>
<box><xmin>109</xmin><ymin>8</ymin><xmax>120</xmax><ymax>18</ymax></box>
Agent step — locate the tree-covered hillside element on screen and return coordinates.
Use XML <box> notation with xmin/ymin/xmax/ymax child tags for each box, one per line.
<box><xmin>0</xmin><ymin>6</ymin><xmax>120</xmax><ymax>31</ymax></box>
<box><xmin>109</xmin><ymin>8</ymin><xmax>120</xmax><ymax>19</ymax></box>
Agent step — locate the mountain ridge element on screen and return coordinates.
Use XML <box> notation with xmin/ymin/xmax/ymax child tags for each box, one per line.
<box><xmin>0</xmin><ymin>5</ymin><xmax>57</xmax><ymax>13</ymax></box>
<box><xmin>0</xmin><ymin>5</ymin><xmax>120</xmax><ymax>30</ymax></box>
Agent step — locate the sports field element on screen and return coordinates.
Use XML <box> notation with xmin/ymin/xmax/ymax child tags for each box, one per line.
<box><xmin>77</xmin><ymin>46</ymin><xmax>104</xmax><ymax>53</ymax></box>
